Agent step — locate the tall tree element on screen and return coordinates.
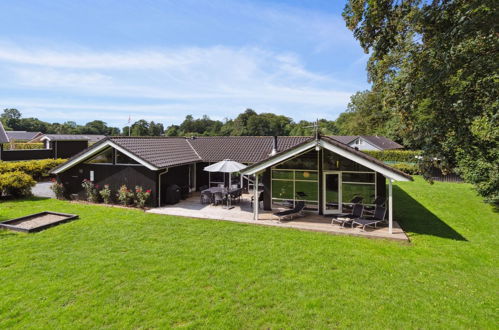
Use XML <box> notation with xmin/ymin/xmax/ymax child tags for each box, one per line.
<box><xmin>343</xmin><ymin>0</ymin><xmax>498</xmax><ymax>203</ymax></box>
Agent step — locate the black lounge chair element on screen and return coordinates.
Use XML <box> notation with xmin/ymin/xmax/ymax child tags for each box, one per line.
<box><xmin>273</xmin><ymin>201</ymin><xmax>306</xmax><ymax>222</ymax></box>
<box><xmin>331</xmin><ymin>203</ymin><xmax>364</xmax><ymax>227</ymax></box>
<box><xmin>351</xmin><ymin>206</ymin><xmax>387</xmax><ymax>231</ymax></box>
<box><xmin>363</xmin><ymin>196</ymin><xmax>386</xmax><ymax>215</ymax></box>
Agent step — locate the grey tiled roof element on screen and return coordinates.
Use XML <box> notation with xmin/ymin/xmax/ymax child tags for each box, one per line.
<box><xmin>0</xmin><ymin>122</ymin><xmax>9</xmax><ymax>143</ymax></box>
<box><xmin>361</xmin><ymin>136</ymin><xmax>403</xmax><ymax>150</ymax></box>
<box><xmin>6</xmin><ymin>131</ymin><xmax>42</xmax><ymax>141</ymax></box>
<box><xmin>187</xmin><ymin>136</ymin><xmax>311</xmax><ymax>163</ymax></box>
<box><xmin>111</xmin><ymin>137</ymin><xmax>201</xmax><ymax>168</ymax></box>
<box><xmin>42</xmin><ymin>134</ymin><xmax>106</xmax><ymax>143</ymax></box>
<box><xmin>329</xmin><ymin>135</ymin><xmax>357</xmax><ymax>145</ymax></box>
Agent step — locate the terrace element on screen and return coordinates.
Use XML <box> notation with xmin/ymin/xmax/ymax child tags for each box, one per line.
<box><xmin>147</xmin><ymin>192</ymin><xmax>409</xmax><ymax>241</ymax></box>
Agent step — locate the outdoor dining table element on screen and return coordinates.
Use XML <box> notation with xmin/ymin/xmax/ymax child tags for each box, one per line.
<box><xmin>201</xmin><ymin>187</ymin><xmax>239</xmax><ymax>209</ymax></box>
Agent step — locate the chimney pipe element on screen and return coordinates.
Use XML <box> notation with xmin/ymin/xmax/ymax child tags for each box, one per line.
<box><xmin>270</xmin><ymin>136</ymin><xmax>278</xmax><ymax>156</ymax></box>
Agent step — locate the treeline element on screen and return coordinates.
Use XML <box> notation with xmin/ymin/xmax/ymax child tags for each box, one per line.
<box><xmin>1</xmin><ymin>108</ymin><xmax>340</xmax><ymax>138</ymax></box>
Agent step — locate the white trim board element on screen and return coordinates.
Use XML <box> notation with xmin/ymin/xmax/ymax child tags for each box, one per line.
<box><xmin>51</xmin><ymin>140</ymin><xmax>159</xmax><ymax>174</ymax></box>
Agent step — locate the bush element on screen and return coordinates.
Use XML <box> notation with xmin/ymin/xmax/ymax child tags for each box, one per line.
<box><xmin>391</xmin><ymin>163</ymin><xmax>420</xmax><ymax>175</ymax></box>
<box><xmin>0</xmin><ymin>171</ymin><xmax>36</xmax><ymax>197</ymax></box>
<box><xmin>82</xmin><ymin>179</ymin><xmax>99</xmax><ymax>203</ymax></box>
<box><xmin>363</xmin><ymin>150</ymin><xmax>421</xmax><ymax>162</ymax></box>
<box><xmin>49</xmin><ymin>178</ymin><xmax>65</xmax><ymax>199</ymax></box>
<box><xmin>2</xmin><ymin>143</ymin><xmax>44</xmax><ymax>150</ymax></box>
<box><xmin>0</xmin><ymin>159</ymin><xmax>66</xmax><ymax>181</ymax></box>
<box><xmin>134</xmin><ymin>186</ymin><xmax>151</xmax><ymax>208</ymax></box>
<box><xmin>99</xmin><ymin>185</ymin><xmax>112</xmax><ymax>204</ymax></box>
<box><xmin>117</xmin><ymin>185</ymin><xmax>134</xmax><ymax>206</ymax></box>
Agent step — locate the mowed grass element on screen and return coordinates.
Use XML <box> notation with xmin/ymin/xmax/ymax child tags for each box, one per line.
<box><xmin>0</xmin><ymin>177</ymin><xmax>497</xmax><ymax>328</ymax></box>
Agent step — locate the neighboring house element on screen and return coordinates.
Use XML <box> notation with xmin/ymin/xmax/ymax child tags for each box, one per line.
<box><xmin>0</xmin><ymin>128</ymin><xmax>101</xmax><ymax>161</ymax></box>
<box><xmin>51</xmin><ymin>135</ymin><xmax>412</xmax><ymax>226</ymax></box>
<box><xmin>5</xmin><ymin>131</ymin><xmax>44</xmax><ymax>142</ymax></box>
<box><xmin>330</xmin><ymin>136</ymin><xmax>403</xmax><ymax>151</ymax></box>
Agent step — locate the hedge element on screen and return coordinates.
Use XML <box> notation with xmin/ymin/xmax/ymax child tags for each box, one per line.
<box><xmin>0</xmin><ymin>158</ymin><xmax>67</xmax><ymax>181</ymax></box>
<box><xmin>363</xmin><ymin>150</ymin><xmax>421</xmax><ymax>162</ymax></box>
<box><xmin>2</xmin><ymin>143</ymin><xmax>45</xmax><ymax>150</ymax></box>
<box><xmin>391</xmin><ymin>163</ymin><xmax>420</xmax><ymax>175</ymax></box>
<box><xmin>0</xmin><ymin>171</ymin><xmax>36</xmax><ymax>197</ymax></box>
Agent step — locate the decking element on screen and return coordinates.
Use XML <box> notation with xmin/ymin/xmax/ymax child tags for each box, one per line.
<box><xmin>147</xmin><ymin>193</ymin><xmax>409</xmax><ymax>241</ymax></box>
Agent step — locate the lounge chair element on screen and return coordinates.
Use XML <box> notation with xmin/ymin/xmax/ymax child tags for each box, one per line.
<box><xmin>273</xmin><ymin>201</ymin><xmax>306</xmax><ymax>222</ymax></box>
<box><xmin>362</xmin><ymin>196</ymin><xmax>386</xmax><ymax>216</ymax></box>
<box><xmin>331</xmin><ymin>203</ymin><xmax>364</xmax><ymax>227</ymax></box>
<box><xmin>351</xmin><ymin>206</ymin><xmax>387</xmax><ymax>231</ymax></box>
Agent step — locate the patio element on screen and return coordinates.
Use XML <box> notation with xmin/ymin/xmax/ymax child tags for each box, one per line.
<box><xmin>147</xmin><ymin>193</ymin><xmax>409</xmax><ymax>241</ymax></box>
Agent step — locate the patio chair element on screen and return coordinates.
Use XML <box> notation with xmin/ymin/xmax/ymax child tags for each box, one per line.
<box><xmin>250</xmin><ymin>191</ymin><xmax>264</xmax><ymax>207</ymax></box>
<box><xmin>273</xmin><ymin>201</ymin><xmax>306</xmax><ymax>222</ymax></box>
<box><xmin>363</xmin><ymin>196</ymin><xmax>386</xmax><ymax>216</ymax></box>
<box><xmin>213</xmin><ymin>192</ymin><xmax>225</xmax><ymax>206</ymax></box>
<box><xmin>351</xmin><ymin>206</ymin><xmax>387</xmax><ymax>231</ymax></box>
<box><xmin>331</xmin><ymin>203</ymin><xmax>364</xmax><ymax>227</ymax></box>
<box><xmin>341</xmin><ymin>195</ymin><xmax>364</xmax><ymax>213</ymax></box>
<box><xmin>200</xmin><ymin>191</ymin><xmax>212</xmax><ymax>204</ymax></box>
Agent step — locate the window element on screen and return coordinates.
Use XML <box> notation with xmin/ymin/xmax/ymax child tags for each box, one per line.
<box><xmin>323</xmin><ymin>149</ymin><xmax>371</xmax><ymax>171</ymax></box>
<box><xmin>271</xmin><ymin>150</ymin><xmax>319</xmax><ymax>210</ymax></box>
<box><xmin>84</xmin><ymin>147</ymin><xmax>113</xmax><ymax>164</ymax></box>
<box><xmin>341</xmin><ymin>172</ymin><xmax>376</xmax><ymax>204</ymax></box>
<box><xmin>116</xmin><ymin>150</ymin><xmax>139</xmax><ymax>165</ymax></box>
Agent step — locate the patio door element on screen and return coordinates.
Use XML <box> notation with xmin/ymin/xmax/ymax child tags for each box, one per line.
<box><xmin>323</xmin><ymin>172</ymin><xmax>341</xmax><ymax>214</ymax></box>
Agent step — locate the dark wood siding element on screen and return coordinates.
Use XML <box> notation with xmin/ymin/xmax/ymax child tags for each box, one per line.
<box><xmin>0</xmin><ymin>149</ymin><xmax>54</xmax><ymax>161</ymax></box>
<box><xmin>196</xmin><ymin>162</ymin><xmax>210</xmax><ymax>190</ymax></box>
<box><xmin>58</xmin><ymin>164</ymin><xmax>158</xmax><ymax>206</ymax></box>
<box><xmin>54</xmin><ymin>141</ymin><xmax>88</xmax><ymax>159</ymax></box>
<box><xmin>158</xmin><ymin>164</ymin><xmax>191</xmax><ymax>205</ymax></box>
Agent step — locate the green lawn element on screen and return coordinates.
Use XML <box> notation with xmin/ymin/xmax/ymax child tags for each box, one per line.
<box><xmin>0</xmin><ymin>177</ymin><xmax>497</xmax><ymax>328</ymax></box>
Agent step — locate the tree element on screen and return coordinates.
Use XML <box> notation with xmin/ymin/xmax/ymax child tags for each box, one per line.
<box><xmin>130</xmin><ymin>120</ymin><xmax>149</xmax><ymax>136</ymax></box>
<box><xmin>1</xmin><ymin>108</ymin><xmax>22</xmax><ymax>129</ymax></box>
<box><xmin>343</xmin><ymin>0</ymin><xmax>498</xmax><ymax>203</ymax></box>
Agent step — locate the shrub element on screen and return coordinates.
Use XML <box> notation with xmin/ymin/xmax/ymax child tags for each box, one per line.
<box><xmin>134</xmin><ymin>186</ymin><xmax>151</xmax><ymax>208</ymax></box>
<box><xmin>99</xmin><ymin>184</ymin><xmax>112</xmax><ymax>204</ymax></box>
<box><xmin>363</xmin><ymin>150</ymin><xmax>421</xmax><ymax>163</ymax></box>
<box><xmin>82</xmin><ymin>179</ymin><xmax>99</xmax><ymax>203</ymax></box>
<box><xmin>0</xmin><ymin>159</ymin><xmax>66</xmax><ymax>181</ymax></box>
<box><xmin>0</xmin><ymin>171</ymin><xmax>36</xmax><ymax>197</ymax></box>
<box><xmin>391</xmin><ymin>163</ymin><xmax>420</xmax><ymax>175</ymax></box>
<box><xmin>2</xmin><ymin>143</ymin><xmax>44</xmax><ymax>150</ymax></box>
<box><xmin>49</xmin><ymin>178</ymin><xmax>65</xmax><ymax>199</ymax></box>
<box><xmin>117</xmin><ymin>185</ymin><xmax>134</xmax><ymax>206</ymax></box>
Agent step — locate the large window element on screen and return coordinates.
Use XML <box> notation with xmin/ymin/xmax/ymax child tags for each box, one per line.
<box><xmin>323</xmin><ymin>149</ymin><xmax>371</xmax><ymax>172</ymax></box>
<box><xmin>116</xmin><ymin>150</ymin><xmax>139</xmax><ymax>165</ymax></box>
<box><xmin>271</xmin><ymin>150</ymin><xmax>319</xmax><ymax>210</ymax></box>
<box><xmin>84</xmin><ymin>147</ymin><xmax>113</xmax><ymax>164</ymax></box>
<box><xmin>341</xmin><ymin>172</ymin><xmax>376</xmax><ymax>204</ymax></box>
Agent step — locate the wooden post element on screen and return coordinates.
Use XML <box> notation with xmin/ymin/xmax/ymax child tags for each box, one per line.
<box><xmin>388</xmin><ymin>178</ymin><xmax>393</xmax><ymax>234</ymax></box>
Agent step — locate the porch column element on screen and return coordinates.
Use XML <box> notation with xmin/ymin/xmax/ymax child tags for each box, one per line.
<box><xmin>388</xmin><ymin>178</ymin><xmax>393</xmax><ymax>234</ymax></box>
<box><xmin>254</xmin><ymin>173</ymin><xmax>259</xmax><ymax>220</ymax></box>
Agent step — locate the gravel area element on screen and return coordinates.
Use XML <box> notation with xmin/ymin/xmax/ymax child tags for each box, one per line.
<box><xmin>32</xmin><ymin>182</ymin><xmax>55</xmax><ymax>198</ymax></box>
<box><xmin>8</xmin><ymin>214</ymin><xmax>69</xmax><ymax>230</ymax></box>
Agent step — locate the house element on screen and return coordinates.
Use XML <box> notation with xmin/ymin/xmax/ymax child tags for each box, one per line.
<box><xmin>5</xmin><ymin>131</ymin><xmax>44</xmax><ymax>142</ymax></box>
<box><xmin>51</xmin><ymin>135</ymin><xmax>412</xmax><ymax>233</ymax></box>
<box><xmin>330</xmin><ymin>135</ymin><xmax>403</xmax><ymax>151</ymax></box>
<box><xmin>0</xmin><ymin>122</ymin><xmax>9</xmax><ymax>144</ymax></box>
<box><xmin>32</xmin><ymin>134</ymin><xmax>106</xmax><ymax>146</ymax></box>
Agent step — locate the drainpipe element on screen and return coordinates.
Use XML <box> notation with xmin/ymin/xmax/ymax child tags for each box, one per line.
<box><xmin>158</xmin><ymin>168</ymin><xmax>169</xmax><ymax>207</ymax></box>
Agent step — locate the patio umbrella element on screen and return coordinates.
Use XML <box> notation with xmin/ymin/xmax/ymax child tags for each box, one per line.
<box><xmin>204</xmin><ymin>159</ymin><xmax>247</xmax><ymax>188</ymax></box>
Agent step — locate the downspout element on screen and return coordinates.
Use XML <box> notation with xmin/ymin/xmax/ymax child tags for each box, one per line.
<box><xmin>158</xmin><ymin>168</ymin><xmax>169</xmax><ymax>207</ymax></box>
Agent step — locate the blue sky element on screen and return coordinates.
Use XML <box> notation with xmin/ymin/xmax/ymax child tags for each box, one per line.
<box><xmin>0</xmin><ymin>0</ymin><xmax>369</xmax><ymax>128</ymax></box>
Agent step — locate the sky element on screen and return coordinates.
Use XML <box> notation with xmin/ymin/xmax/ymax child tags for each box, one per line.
<box><xmin>0</xmin><ymin>0</ymin><xmax>370</xmax><ymax>129</ymax></box>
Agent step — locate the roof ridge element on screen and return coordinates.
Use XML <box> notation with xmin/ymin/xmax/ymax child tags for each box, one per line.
<box><xmin>185</xmin><ymin>139</ymin><xmax>202</xmax><ymax>160</ymax></box>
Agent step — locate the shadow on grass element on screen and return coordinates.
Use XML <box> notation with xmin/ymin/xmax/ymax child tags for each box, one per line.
<box><xmin>394</xmin><ymin>186</ymin><xmax>467</xmax><ymax>241</ymax></box>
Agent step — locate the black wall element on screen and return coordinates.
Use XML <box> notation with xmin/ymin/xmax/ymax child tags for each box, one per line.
<box><xmin>54</xmin><ymin>141</ymin><xmax>88</xmax><ymax>159</ymax></box>
<box><xmin>158</xmin><ymin>164</ymin><xmax>191</xmax><ymax>205</ymax></box>
<box><xmin>196</xmin><ymin>162</ymin><xmax>210</xmax><ymax>190</ymax></box>
<box><xmin>0</xmin><ymin>148</ymin><xmax>54</xmax><ymax>161</ymax></box>
<box><xmin>58</xmin><ymin>164</ymin><xmax>158</xmax><ymax>206</ymax></box>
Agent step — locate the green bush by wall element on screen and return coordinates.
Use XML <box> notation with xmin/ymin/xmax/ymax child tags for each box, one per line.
<box><xmin>2</xmin><ymin>143</ymin><xmax>45</xmax><ymax>150</ymax></box>
<box><xmin>0</xmin><ymin>159</ymin><xmax>66</xmax><ymax>181</ymax></box>
<box><xmin>363</xmin><ymin>150</ymin><xmax>421</xmax><ymax>162</ymax></box>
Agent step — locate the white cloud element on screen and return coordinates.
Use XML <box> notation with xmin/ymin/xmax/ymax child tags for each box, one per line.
<box><xmin>0</xmin><ymin>43</ymin><xmax>358</xmax><ymax>126</ymax></box>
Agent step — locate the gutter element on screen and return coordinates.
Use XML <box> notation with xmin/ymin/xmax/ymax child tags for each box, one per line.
<box><xmin>158</xmin><ymin>168</ymin><xmax>169</xmax><ymax>207</ymax></box>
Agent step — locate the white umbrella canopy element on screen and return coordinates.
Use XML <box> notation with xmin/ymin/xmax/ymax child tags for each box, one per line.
<box><xmin>204</xmin><ymin>159</ymin><xmax>247</xmax><ymax>173</ymax></box>
<box><xmin>204</xmin><ymin>160</ymin><xmax>247</xmax><ymax>189</ymax></box>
